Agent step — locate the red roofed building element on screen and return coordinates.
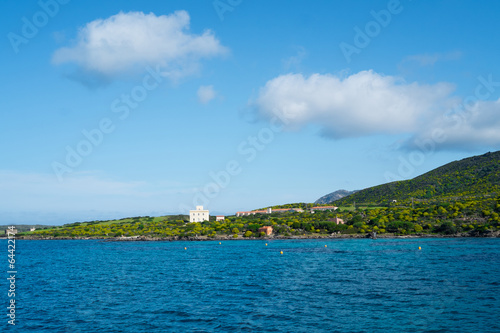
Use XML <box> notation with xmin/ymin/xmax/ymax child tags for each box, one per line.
<box><xmin>258</xmin><ymin>226</ymin><xmax>273</xmax><ymax>235</ymax></box>
<box><xmin>310</xmin><ymin>206</ymin><xmax>338</xmax><ymax>211</ymax></box>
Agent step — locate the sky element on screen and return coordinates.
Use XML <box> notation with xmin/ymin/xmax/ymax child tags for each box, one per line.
<box><xmin>2</xmin><ymin>0</ymin><xmax>500</xmax><ymax>225</ymax></box>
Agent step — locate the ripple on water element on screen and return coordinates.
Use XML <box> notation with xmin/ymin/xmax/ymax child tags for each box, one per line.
<box><xmin>8</xmin><ymin>238</ymin><xmax>500</xmax><ymax>332</ymax></box>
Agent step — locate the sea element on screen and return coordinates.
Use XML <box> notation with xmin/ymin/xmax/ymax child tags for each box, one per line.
<box><xmin>3</xmin><ymin>238</ymin><xmax>500</xmax><ymax>332</ymax></box>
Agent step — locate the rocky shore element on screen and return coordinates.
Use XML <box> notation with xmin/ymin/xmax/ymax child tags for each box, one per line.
<box><xmin>9</xmin><ymin>230</ymin><xmax>500</xmax><ymax>241</ymax></box>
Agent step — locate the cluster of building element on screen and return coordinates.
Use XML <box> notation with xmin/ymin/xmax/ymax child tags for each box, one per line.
<box><xmin>190</xmin><ymin>205</ymin><xmax>339</xmax><ymax>222</ymax></box>
<box><xmin>236</xmin><ymin>206</ymin><xmax>337</xmax><ymax>217</ymax></box>
<box><xmin>236</xmin><ymin>207</ymin><xmax>302</xmax><ymax>216</ymax></box>
<box><xmin>189</xmin><ymin>205</ymin><xmax>343</xmax><ymax>229</ymax></box>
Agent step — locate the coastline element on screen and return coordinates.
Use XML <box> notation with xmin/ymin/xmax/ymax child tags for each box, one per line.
<box><xmin>7</xmin><ymin>231</ymin><xmax>500</xmax><ymax>241</ymax></box>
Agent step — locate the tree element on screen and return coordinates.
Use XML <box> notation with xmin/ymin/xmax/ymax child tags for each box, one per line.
<box><xmin>436</xmin><ymin>222</ymin><xmax>456</xmax><ymax>235</ymax></box>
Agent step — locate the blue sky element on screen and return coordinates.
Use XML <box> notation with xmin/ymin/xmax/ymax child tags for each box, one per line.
<box><xmin>2</xmin><ymin>0</ymin><xmax>500</xmax><ymax>225</ymax></box>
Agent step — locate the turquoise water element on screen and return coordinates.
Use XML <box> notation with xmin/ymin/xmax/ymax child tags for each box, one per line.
<box><xmin>3</xmin><ymin>238</ymin><xmax>500</xmax><ymax>332</ymax></box>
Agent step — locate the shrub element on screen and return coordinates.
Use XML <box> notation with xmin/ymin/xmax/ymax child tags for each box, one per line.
<box><xmin>437</xmin><ymin>222</ymin><xmax>457</xmax><ymax>235</ymax></box>
<box><xmin>344</xmin><ymin>227</ymin><xmax>358</xmax><ymax>234</ymax></box>
<box><xmin>244</xmin><ymin>231</ymin><xmax>253</xmax><ymax>237</ymax></box>
<box><xmin>353</xmin><ymin>222</ymin><xmax>364</xmax><ymax>229</ymax></box>
<box><xmin>387</xmin><ymin>221</ymin><xmax>415</xmax><ymax>233</ymax></box>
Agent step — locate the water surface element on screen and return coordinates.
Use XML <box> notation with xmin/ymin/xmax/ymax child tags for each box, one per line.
<box><xmin>3</xmin><ymin>238</ymin><xmax>500</xmax><ymax>332</ymax></box>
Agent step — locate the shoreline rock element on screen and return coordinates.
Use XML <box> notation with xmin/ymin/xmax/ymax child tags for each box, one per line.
<box><xmin>6</xmin><ymin>230</ymin><xmax>500</xmax><ymax>242</ymax></box>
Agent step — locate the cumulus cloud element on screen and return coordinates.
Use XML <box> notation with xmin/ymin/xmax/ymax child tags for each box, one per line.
<box><xmin>253</xmin><ymin>70</ymin><xmax>457</xmax><ymax>138</ymax></box>
<box><xmin>53</xmin><ymin>11</ymin><xmax>228</xmax><ymax>83</ymax></box>
<box><xmin>252</xmin><ymin>70</ymin><xmax>500</xmax><ymax>150</ymax></box>
<box><xmin>197</xmin><ymin>85</ymin><xmax>216</xmax><ymax>104</ymax></box>
<box><xmin>405</xmin><ymin>98</ymin><xmax>500</xmax><ymax>151</ymax></box>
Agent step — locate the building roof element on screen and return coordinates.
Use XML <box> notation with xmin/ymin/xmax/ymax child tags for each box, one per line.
<box><xmin>311</xmin><ymin>206</ymin><xmax>337</xmax><ymax>209</ymax></box>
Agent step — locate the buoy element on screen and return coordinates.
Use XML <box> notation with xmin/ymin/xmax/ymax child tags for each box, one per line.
<box><xmin>265</xmin><ymin>243</ymin><xmax>268</xmax><ymax>246</ymax></box>
<box><xmin>418</xmin><ymin>246</ymin><xmax>421</xmax><ymax>250</ymax></box>
<box><xmin>325</xmin><ymin>245</ymin><xmax>327</xmax><ymax>248</ymax></box>
<box><xmin>184</xmin><ymin>247</ymin><xmax>187</xmax><ymax>250</ymax></box>
<box><xmin>219</xmin><ymin>242</ymin><xmax>221</xmax><ymax>245</ymax></box>
<box><xmin>280</xmin><ymin>251</ymin><xmax>283</xmax><ymax>254</ymax></box>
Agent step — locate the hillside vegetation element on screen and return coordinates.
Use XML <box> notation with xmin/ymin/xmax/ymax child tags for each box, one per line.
<box><xmin>17</xmin><ymin>195</ymin><xmax>500</xmax><ymax>239</ymax></box>
<box><xmin>334</xmin><ymin>151</ymin><xmax>500</xmax><ymax>206</ymax></box>
<box><xmin>14</xmin><ymin>151</ymin><xmax>500</xmax><ymax>239</ymax></box>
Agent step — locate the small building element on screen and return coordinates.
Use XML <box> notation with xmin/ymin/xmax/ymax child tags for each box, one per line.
<box><xmin>30</xmin><ymin>228</ymin><xmax>36</xmax><ymax>232</ymax></box>
<box><xmin>258</xmin><ymin>226</ymin><xmax>273</xmax><ymax>236</ymax></box>
<box><xmin>189</xmin><ymin>206</ymin><xmax>209</xmax><ymax>223</ymax></box>
<box><xmin>216</xmin><ymin>215</ymin><xmax>225</xmax><ymax>221</ymax></box>
<box><xmin>332</xmin><ymin>217</ymin><xmax>344</xmax><ymax>225</ymax></box>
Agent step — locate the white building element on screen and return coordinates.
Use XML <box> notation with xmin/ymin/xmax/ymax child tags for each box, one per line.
<box><xmin>216</xmin><ymin>215</ymin><xmax>225</xmax><ymax>221</ymax></box>
<box><xmin>190</xmin><ymin>206</ymin><xmax>210</xmax><ymax>223</ymax></box>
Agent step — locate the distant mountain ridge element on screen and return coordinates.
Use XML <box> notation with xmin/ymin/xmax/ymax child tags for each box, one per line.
<box><xmin>333</xmin><ymin>150</ymin><xmax>500</xmax><ymax>205</ymax></box>
<box><xmin>315</xmin><ymin>189</ymin><xmax>358</xmax><ymax>204</ymax></box>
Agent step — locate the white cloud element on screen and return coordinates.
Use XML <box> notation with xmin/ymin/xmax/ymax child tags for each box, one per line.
<box><xmin>197</xmin><ymin>85</ymin><xmax>216</xmax><ymax>104</ymax></box>
<box><xmin>53</xmin><ymin>11</ymin><xmax>228</xmax><ymax>82</ymax></box>
<box><xmin>253</xmin><ymin>70</ymin><xmax>457</xmax><ymax>138</ymax></box>
<box><xmin>253</xmin><ymin>70</ymin><xmax>500</xmax><ymax>150</ymax></box>
<box><xmin>405</xmin><ymin>98</ymin><xmax>500</xmax><ymax>151</ymax></box>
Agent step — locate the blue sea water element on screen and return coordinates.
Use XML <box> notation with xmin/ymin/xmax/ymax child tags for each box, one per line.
<box><xmin>2</xmin><ymin>238</ymin><xmax>500</xmax><ymax>332</ymax></box>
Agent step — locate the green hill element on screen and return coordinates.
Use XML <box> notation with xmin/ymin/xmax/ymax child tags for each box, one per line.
<box><xmin>333</xmin><ymin>151</ymin><xmax>500</xmax><ymax>206</ymax></box>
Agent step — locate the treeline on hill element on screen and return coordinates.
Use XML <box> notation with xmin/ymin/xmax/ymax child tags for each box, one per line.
<box><xmin>334</xmin><ymin>151</ymin><xmax>500</xmax><ymax>206</ymax></box>
<box><xmin>19</xmin><ymin>196</ymin><xmax>500</xmax><ymax>239</ymax></box>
